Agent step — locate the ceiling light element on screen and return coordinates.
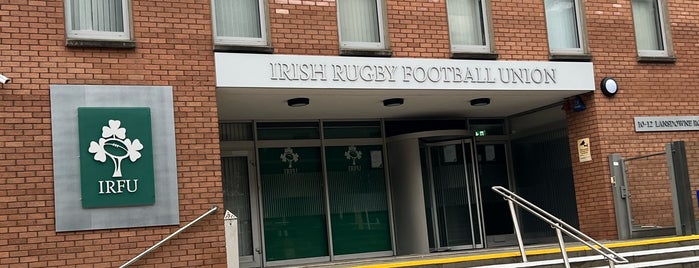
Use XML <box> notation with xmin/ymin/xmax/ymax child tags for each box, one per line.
<box><xmin>287</xmin><ymin>97</ymin><xmax>309</xmax><ymax>107</ymax></box>
<box><xmin>470</xmin><ymin>98</ymin><xmax>490</xmax><ymax>106</ymax></box>
<box><xmin>383</xmin><ymin>98</ymin><xmax>404</xmax><ymax>107</ymax></box>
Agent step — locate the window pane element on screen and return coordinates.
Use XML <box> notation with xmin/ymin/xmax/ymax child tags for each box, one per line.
<box><xmin>215</xmin><ymin>0</ymin><xmax>262</xmax><ymax>38</ymax></box>
<box><xmin>447</xmin><ymin>0</ymin><xmax>486</xmax><ymax>46</ymax></box>
<box><xmin>632</xmin><ymin>0</ymin><xmax>664</xmax><ymax>51</ymax></box>
<box><xmin>544</xmin><ymin>0</ymin><xmax>580</xmax><ymax>50</ymax></box>
<box><xmin>257</xmin><ymin>122</ymin><xmax>320</xmax><ymax>140</ymax></box>
<box><xmin>323</xmin><ymin>121</ymin><xmax>381</xmax><ymax>139</ymax></box>
<box><xmin>259</xmin><ymin>147</ymin><xmax>328</xmax><ymax>261</ymax></box>
<box><xmin>338</xmin><ymin>0</ymin><xmax>380</xmax><ymax>43</ymax></box>
<box><xmin>326</xmin><ymin>145</ymin><xmax>391</xmax><ymax>255</ymax></box>
<box><xmin>469</xmin><ymin>118</ymin><xmax>505</xmax><ymax>136</ymax></box>
<box><xmin>222</xmin><ymin>156</ymin><xmax>254</xmax><ymax>256</ymax></box>
<box><xmin>219</xmin><ymin>122</ymin><xmax>253</xmax><ymax>141</ymax></box>
<box><xmin>70</xmin><ymin>0</ymin><xmax>124</xmax><ymax>32</ymax></box>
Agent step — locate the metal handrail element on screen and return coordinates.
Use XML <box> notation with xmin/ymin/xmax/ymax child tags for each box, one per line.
<box><xmin>492</xmin><ymin>186</ymin><xmax>628</xmax><ymax>268</ymax></box>
<box><xmin>120</xmin><ymin>205</ymin><xmax>219</xmax><ymax>268</ymax></box>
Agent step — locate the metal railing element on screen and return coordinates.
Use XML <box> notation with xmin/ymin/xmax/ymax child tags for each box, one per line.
<box><xmin>120</xmin><ymin>205</ymin><xmax>219</xmax><ymax>268</ymax></box>
<box><xmin>492</xmin><ymin>186</ymin><xmax>628</xmax><ymax>268</ymax></box>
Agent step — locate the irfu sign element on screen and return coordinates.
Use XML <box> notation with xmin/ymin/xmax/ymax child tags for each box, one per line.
<box><xmin>78</xmin><ymin>107</ymin><xmax>155</xmax><ymax>208</ymax></box>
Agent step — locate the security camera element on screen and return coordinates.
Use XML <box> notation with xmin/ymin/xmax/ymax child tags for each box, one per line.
<box><xmin>0</xmin><ymin>74</ymin><xmax>9</xmax><ymax>84</ymax></box>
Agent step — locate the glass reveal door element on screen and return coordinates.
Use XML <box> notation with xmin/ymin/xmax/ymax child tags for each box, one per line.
<box><xmin>423</xmin><ymin>139</ymin><xmax>483</xmax><ymax>250</ymax></box>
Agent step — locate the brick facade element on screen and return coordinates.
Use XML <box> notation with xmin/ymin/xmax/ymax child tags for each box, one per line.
<box><xmin>0</xmin><ymin>0</ymin><xmax>223</xmax><ymax>267</ymax></box>
<box><xmin>2</xmin><ymin>0</ymin><xmax>699</xmax><ymax>267</ymax></box>
<box><xmin>566</xmin><ymin>0</ymin><xmax>699</xmax><ymax>239</ymax></box>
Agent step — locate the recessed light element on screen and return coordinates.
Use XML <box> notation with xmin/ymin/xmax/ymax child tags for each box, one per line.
<box><xmin>470</xmin><ymin>98</ymin><xmax>490</xmax><ymax>106</ymax></box>
<box><xmin>287</xmin><ymin>97</ymin><xmax>309</xmax><ymax>107</ymax></box>
<box><xmin>383</xmin><ymin>98</ymin><xmax>404</xmax><ymax>107</ymax></box>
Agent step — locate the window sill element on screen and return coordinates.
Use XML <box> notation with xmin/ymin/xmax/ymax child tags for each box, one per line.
<box><xmin>66</xmin><ymin>39</ymin><xmax>136</xmax><ymax>49</ymax></box>
<box><xmin>214</xmin><ymin>45</ymin><xmax>274</xmax><ymax>54</ymax></box>
<box><xmin>548</xmin><ymin>53</ymin><xmax>592</xmax><ymax>62</ymax></box>
<box><xmin>339</xmin><ymin>49</ymin><xmax>392</xmax><ymax>57</ymax></box>
<box><xmin>638</xmin><ymin>56</ymin><xmax>676</xmax><ymax>63</ymax></box>
<box><xmin>451</xmin><ymin>52</ymin><xmax>498</xmax><ymax>60</ymax></box>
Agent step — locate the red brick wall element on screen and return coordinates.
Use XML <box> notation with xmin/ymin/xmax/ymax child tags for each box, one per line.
<box><xmin>4</xmin><ymin>0</ymin><xmax>699</xmax><ymax>266</ymax></box>
<box><xmin>624</xmin><ymin>154</ymin><xmax>674</xmax><ymax>228</ymax></box>
<box><xmin>269</xmin><ymin>0</ymin><xmax>339</xmax><ymax>55</ymax></box>
<box><xmin>0</xmin><ymin>0</ymin><xmax>224</xmax><ymax>267</ymax></box>
<box><xmin>491</xmin><ymin>0</ymin><xmax>549</xmax><ymax>60</ymax></box>
<box><xmin>567</xmin><ymin>0</ymin><xmax>699</xmax><ymax>239</ymax></box>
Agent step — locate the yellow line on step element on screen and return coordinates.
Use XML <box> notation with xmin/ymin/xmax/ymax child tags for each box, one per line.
<box><xmin>352</xmin><ymin>235</ymin><xmax>699</xmax><ymax>268</ymax></box>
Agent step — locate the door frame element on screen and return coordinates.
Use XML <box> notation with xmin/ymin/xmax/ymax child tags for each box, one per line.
<box><xmin>474</xmin><ymin>141</ymin><xmax>518</xmax><ymax>247</ymax></box>
<box><xmin>221</xmin><ymin>146</ymin><xmax>263</xmax><ymax>268</ymax></box>
<box><xmin>422</xmin><ymin>137</ymin><xmax>485</xmax><ymax>251</ymax></box>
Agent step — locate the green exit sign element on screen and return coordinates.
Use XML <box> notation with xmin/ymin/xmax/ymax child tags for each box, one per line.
<box><xmin>475</xmin><ymin>130</ymin><xmax>487</xmax><ymax>137</ymax></box>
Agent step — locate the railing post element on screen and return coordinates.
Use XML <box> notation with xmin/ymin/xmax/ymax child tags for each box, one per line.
<box><xmin>508</xmin><ymin>199</ymin><xmax>527</xmax><ymax>263</ymax></box>
<box><xmin>224</xmin><ymin>210</ymin><xmax>240</xmax><ymax>268</ymax></box>
<box><xmin>555</xmin><ymin>226</ymin><xmax>570</xmax><ymax>268</ymax></box>
<box><xmin>492</xmin><ymin>186</ymin><xmax>628</xmax><ymax>266</ymax></box>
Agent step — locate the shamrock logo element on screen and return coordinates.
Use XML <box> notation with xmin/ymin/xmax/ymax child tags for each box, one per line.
<box><xmin>88</xmin><ymin>120</ymin><xmax>143</xmax><ymax>177</ymax></box>
<box><xmin>345</xmin><ymin>146</ymin><xmax>362</xmax><ymax>166</ymax></box>
<box><xmin>280</xmin><ymin>147</ymin><xmax>299</xmax><ymax>168</ymax></box>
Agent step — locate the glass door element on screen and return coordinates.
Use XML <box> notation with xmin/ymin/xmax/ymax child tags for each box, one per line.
<box><xmin>222</xmin><ymin>152</ymin><xmax>262</xmax><ymax>267</ymax></box>
<box><xmin>423</xmin><ymin>139</ymin><xmax>484</xmax><ymax>250</ymax></box>
<box><xmin>325</xmin><ymin>144</ymin><xmax>392</xmax><ymax>256</ymax></box>
<box><xmin>258</xmin><ymin>146</ymin><xmax>329</xmax><ymax>263</ymax></box>
<box><xmin>476</xmin><ymin>143</ymin><xmax>516</xmax><ymax>247</ymax></box>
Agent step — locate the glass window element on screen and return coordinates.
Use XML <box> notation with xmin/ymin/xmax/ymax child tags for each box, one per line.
<box><xmin>259</xmin><ymin>147</ymin><xmax>328</xmax><ymax>261</ymax></box>
<box><xmin>257</xmin><ymin>122</ymin><xmax>320</xmax><ymax>140</ymax></box>
<box><xmin>323</xmin><ymin>121</ymin><xmax>381</xmax><ymax>139</ymax></box>
<box><xmin>447</xmin><ymin>0</ymin><xmax>493</xmax><ymax>53</ymax></box>
<box><xmin>469</xmin><ymin>119</ymin><xmax>505</xmax><ymax>136</ymax></box>
<box><xmin>544</xmin><ymin>0</ymin><xmax>586</xmax><ymax>54</ymax></box>
<box><xmin>632</xmin><ymin>0</ymin><xmax>672</xmax><ymax>57</ymax></box>
<box><xmin>220</xmin><ymin>122</ymin><xmax>253</xmax><ymax>141</ymax></box>
<box><xmin>221</xmin><ymin>156</ymin><xmax>254</xmax><ymax>257</ymax></box>
<box><xmin>337</xmin><ymin>0</ymin><xmax>386</xmax><ymax>50</ymax></box>
<box><xmin>325</xmin><ymin>145</ymin><xmax>391</xmax><ymax>255</ymax></box>
<box><xmin>213</xmin><ymin>0</ymin><xmax>268</xmax><ymax>46</ymax></box>
<box><xmin>65</xmin><ymin>0</ymin><xmax>131</xmax><ymax>41</ymax></box>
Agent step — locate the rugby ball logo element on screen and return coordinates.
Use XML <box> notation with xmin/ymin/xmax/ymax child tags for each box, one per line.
<box><xmin>88</xmin><ymin>120</ymin><xmax>143</xmax><ymax>178</ymax></box>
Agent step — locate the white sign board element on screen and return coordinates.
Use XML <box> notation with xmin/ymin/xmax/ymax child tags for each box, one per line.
<box><xmin>215</xmin><ymin>53</ymin><xmax>595</xmax><ymax>91</ymax></box>
<box><xmin>634</xmin><ymin>116</ymin><xmax>699</xmax><ymax>132</ymax></box>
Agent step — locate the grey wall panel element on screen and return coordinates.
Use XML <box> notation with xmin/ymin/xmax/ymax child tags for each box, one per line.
<box><xmin>387</xmin><ymin>138</ymin><xmax>430</xmax><ymax>255</ymax></box>
<box><xmin>50</xmin><ymin>85</ymin><xmax>179</xmax><ymax>232</ymax></box>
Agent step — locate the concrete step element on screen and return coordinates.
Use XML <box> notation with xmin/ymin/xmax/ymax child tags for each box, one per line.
<box><xmin>289</xmin><ymin>235</ymin><xmax>699</xmax><ymax>268</ymax></box>
<box><xmin>477</xmin><ymin>245</ymin><xmax>699</xmax><ymax>268</ymax></box>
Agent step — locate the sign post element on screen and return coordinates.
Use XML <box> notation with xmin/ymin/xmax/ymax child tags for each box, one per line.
<box><xmin>224</xmin><ymin>210</ymin><xmax>239</xmax><ymax>268</ymax></box>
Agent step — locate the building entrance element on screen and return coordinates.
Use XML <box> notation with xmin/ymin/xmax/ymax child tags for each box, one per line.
<box><xmin>221</xmin><ymin>121</ymin><xmax>394</xmax><ymax>266</ymax></box>
<box><xmin>422</xmin><ymin>139</ymin><xmax>484</xmax><ymax>250</ymax></box>
<box><xmin>387</xmin><ymin>129</ymin><xmax>516</xmax><ymax>254</ymax></box>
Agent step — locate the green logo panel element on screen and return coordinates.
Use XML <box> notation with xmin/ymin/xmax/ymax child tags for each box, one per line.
<box><xmin>78</xmin><ymin>108</ymin><xmax>155</xmax><ymax>208</ymax></box>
